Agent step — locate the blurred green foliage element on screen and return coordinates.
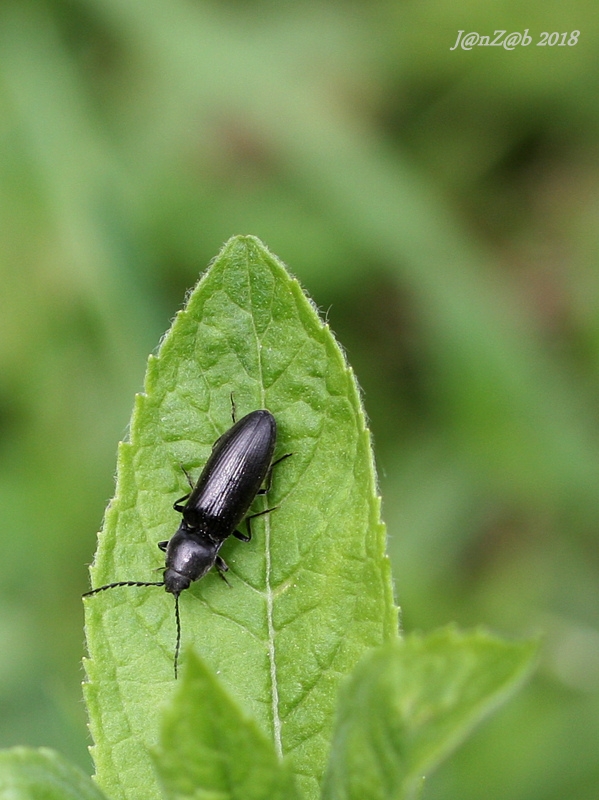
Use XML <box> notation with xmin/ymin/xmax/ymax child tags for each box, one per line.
<box><xmin>0</xmin><ymin>1</ymin><xmax>598</xmax><ymax>798</ymax></box>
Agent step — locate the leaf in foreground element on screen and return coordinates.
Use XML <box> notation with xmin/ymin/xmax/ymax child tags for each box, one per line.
<box><xmin>154</xmin><ymin>649</ymin><xmax>301</xmax><ymax>800</ymax></box>
<box><xmin>322</xmin><ymin>627</ymin><xmax>538</xmax><ymax>800</ymax></box>
<box><xmin>0</xmin><ymin>748</ymin><xmax>107</xmax><ymax>800</ymax></box>
<box><xmin>83</xmin><ymin>235</ymin><xmax>397</xmax><ymax>800</ymax></box>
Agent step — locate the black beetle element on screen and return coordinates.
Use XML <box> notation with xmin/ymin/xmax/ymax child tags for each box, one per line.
<box><xmin>84</xmin><ymin>408</ymin><xmax>290</xmax><ymax>677</ymax></box>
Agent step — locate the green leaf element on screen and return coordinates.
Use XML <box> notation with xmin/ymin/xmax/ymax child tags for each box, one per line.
<box><xmin>83</xmin><ymin>235</ymin><xmax>398</xmax><ymax>800</ymax></box>
<box><xmin>154</xmin><ymin>649</ymin><xmax>302</xmax><ymax>800</ymax></box>
<box><xmin>321</xmin><ymin>627</ymin><xmax>538</xmax><ymax>800</ymax></box>
<box><xmin>0</xmin><ymin>748</ymin><xmax>108</xmax><ymax>800</ymax></box>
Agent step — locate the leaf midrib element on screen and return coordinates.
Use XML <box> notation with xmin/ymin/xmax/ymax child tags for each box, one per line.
<box><xmin>245</xmin><ymin>257</ymin><xmax>283</xmax><ymax>760</ymax></box>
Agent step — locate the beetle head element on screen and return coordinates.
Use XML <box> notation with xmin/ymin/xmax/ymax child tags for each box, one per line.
<box><xmin>163</xmin><ymin>530</ymin><xmax>218</xmax><ymax>595</ymax></box>
<box><xmin>163</xmin><ymin>568</ymin><xmax>192</xmax><ymax>596</ymax></box>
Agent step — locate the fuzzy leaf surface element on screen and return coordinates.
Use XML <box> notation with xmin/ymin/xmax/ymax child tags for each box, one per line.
<box><xmin>322</xmin><ymin>627</ymin><xmax>537</xmax><ymax>800</ymax></box>
<box><xmin>0</xmin><ymin>748</ymin><xmax>108</xmax><ymax>800</ymax></box>
<box><xmin>83</xmin><ymin>235</ymin><xmax>397</xmax><ymax>800</ymax></box>
<box><xmin>154</xmin><ymin>649</ymin><xmax>302</xmax><ymax>800</ymax></box>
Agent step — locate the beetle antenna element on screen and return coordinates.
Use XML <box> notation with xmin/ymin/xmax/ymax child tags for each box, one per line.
<box><xmin>83</xmin><ymin>580</ymin><xmax>165</xmax><ymax>597</ymax></box>
<box><xmin>174</xmin><ymin>593</ymin><xmax>181</xmax><ymax>680</ymax></box>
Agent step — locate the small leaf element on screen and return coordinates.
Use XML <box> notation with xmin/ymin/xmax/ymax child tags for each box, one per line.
<box><xmin>0</xmin><ymin>748</ymin><xmax>108</xmax><ymax>800</ymax></box>
<box><xmin>154</xmin><ymin>649</ymin><xmax>302</xmax><ymax>800</ymax></box>
<box><xmin>322</xmin><ymin>627</ymin><xmax>538</xmax><ymax>800</ymax></box>
<box><xmin>83</xmin><ymin>235</ymin><xmax>397</xmax><ymax>800</ymax></box>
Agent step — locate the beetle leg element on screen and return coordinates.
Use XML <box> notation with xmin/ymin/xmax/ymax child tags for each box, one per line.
<box><xmin>260</xmin><ymin>452</ymin><xmax>293</xmax><ymax>492</ymax></box>
<box><xmin>234</xmin><ymin>527</ymin><xmax>251</xmax><ymax>542</ymax></box>
<box><xmin>157</xmin><ymin>540</ymin><xmax>169</xmax><ymax>552</ymax></box>
<box><xmin>173</xmin><ymin>493</ymin><xmax>190</xmax><ymax>512</ymax></box>
<box><xmin>215</xmin><ymin>556</ymin><xmax>231</xmax><ymax>586</ymax></box>
<box><xmin>247</xmin><ymin>506</ymin><xmax>278</xmax><ymax>520</ymax></box>
<box><xmin>271</xmin><ymin>452</ymin><xmax>293</xmax><ymax>468</ymax></box>
<box><xmin>238</xmin><ymin>505</ymin><xmax>280</xmax><ymax>541</ymax></box>
<box><xmin>230</xmin><ymin>392</ymin><xmax>237</xmax><ymax>424</ymax></box>
<box><xmin>181</xmin><ymin>467</ymin><xmax>195</xmax><ymax>490</ymax></box>
<box><xmin>216</xmin><ymin>555</ymin><xmax>229</xmax><ymax>572</ymax></box>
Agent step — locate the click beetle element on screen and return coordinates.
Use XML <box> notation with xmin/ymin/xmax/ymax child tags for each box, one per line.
<box><xmin>84</xmin><ymin>407</ymin><xmax>290</xmax><ymax>678</ymax></box>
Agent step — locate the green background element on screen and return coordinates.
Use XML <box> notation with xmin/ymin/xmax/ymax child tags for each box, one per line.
<box><xmin>0</xmin><ymin>2</ymin><xmax>598</xmax><ymax>798</ymax></box>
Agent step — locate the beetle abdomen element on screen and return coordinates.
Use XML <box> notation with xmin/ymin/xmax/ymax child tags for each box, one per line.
<box><xmin>183</xmin><ymin>410</ymin><xmax>276</xmax><ymax>534</ymax></box>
